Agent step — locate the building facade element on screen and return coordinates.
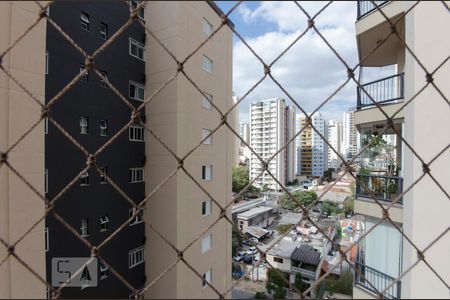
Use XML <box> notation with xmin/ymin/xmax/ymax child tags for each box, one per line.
<box><xmin>239</xmin><ymin>122</ymin><xmax>250</xmax><ymax>146</ymax></box>
<box><xmin>249</xmin><ymin>98</ymin><xmax>295</xmax><ymax>191</ymax></box>
<box><xmin>342</xmin><ymin>109</ymin><xmax>360</xmax><ymax>161</ymax></box>
<box><xmin>298</xmin><ymin>113</ymin><xmax>328</xmax><ymax>178</ymax></box>
<box><xmin>327</xmin><ymin>120</ymin><xmax>343</xmax><ymax>170</ymax></box>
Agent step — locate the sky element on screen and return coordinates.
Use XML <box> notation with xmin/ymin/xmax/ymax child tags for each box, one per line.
<box><xmin>215</xmin><ymin>1</ymin><xmax>394</xmax><ymax>124</ymax></box>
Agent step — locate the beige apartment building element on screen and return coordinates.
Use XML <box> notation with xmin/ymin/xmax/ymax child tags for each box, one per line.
<box><xmin>353</xmin><ymin>1</ymin><xmax>449</xmax><ymax>299</ymax></box>
<box><xmin>0</xmin><ymin>1</ymin><xmax>234</xmax><ymax>299</ymax></box>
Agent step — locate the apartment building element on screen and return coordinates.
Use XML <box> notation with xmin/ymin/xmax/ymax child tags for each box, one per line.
<box><xmin>297</xmin><ymin>113</ymin><xmax>328</xmax><ymax>178</ymax></box>
<box><xmin>353</xmin><ymin>1</ymin><xmax>450</xmax><ymax>299</ymax></box>
<box><xmin>249</xmin><ymin>98</ymin><xmax>295</xmax><ymax>191</ymax></box>
<box><xmin>342</xmin><ymin>109</ymin><xmax>360</xmax><ymax>161</ymax></box>
<box><xmin>327</xmin><ymin>120</ymin><xmax>343</xmax><ymax>170</ymax></box>
<box><xmin>239</xmin><ymin>122</ymin><xmax>250</xmax><ymax>146</ymax></box>
<box><xmin>0</xmin><ymin>1</ymin><xmax>234</xmax><ymax>299</ymax></box>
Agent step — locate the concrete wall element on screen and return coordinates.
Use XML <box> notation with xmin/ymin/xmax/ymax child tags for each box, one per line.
<box><xmin>0</xmin><ymin>1</ymin><xmax>46</xmax><ymax>298</ymax></box>
<box><xmin>144</xmin><ymin>2</ymin><xmax>233</xmax><ymax>298</ymax></box>
<box><xmin>266</xmin><ymin>255</ymin><xmax>291</xmax><ymax>274</ymax></box>
<box><xmin>402</xmin><ymin>1</ymin><xmax>450</xmax><ymax>298</ymax></box>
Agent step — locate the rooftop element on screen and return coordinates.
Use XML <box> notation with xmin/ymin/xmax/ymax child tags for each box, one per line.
<box><xmin>290</xmin><ymin>244</ymin><xmax>321</xmax><ymax>266</ymax></box>
<box><xmin>237</xmin><ymin>206</ymin><xmax>274</xmax><ymax>220</ymax></box>
<box><xmin>267</xmin><ymin>237</ymin><xmax>303</xmax><ymax>259</ymax></box>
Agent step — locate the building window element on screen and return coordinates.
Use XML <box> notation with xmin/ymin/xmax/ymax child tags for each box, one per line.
<box><xmin>100</xmin><ymin>167</ymin><xmax>108</xmax><ymax>184</ymax></box>
<box><xmin>202</xmin><ymin>92</ymin><xmax>213</xmax><ymax>110</ymax></box>
<box><xmin>201</xmin><ymin>233</ymin><xmax>212</xmax><ymax>253</ymax></box>
<box><xmin>129</xmin><ymin>168</ymin><xmax>144</xmax><ymax>183</ymax></box>
<box><xmin>130</xmin><ymin>1</ymin><xmax>145</xmax><ymax>20</ymax></box>
<box><xmin>45</xmin><ymin>51</ymin><xmax>49</xmax><ymax>75</ymax></box>
<box><xmin>80</xmin><ymin>170</ymin><xmax>89</xmax><ymax>186</ymax></box>
<box><xmin>80</xmin><ymin>12</ymin><xmax>89</xmax><ymax>31</ymax></box>
<box><xmin>100</xmin><ymin>71</ymin><xmax>108</xmax><ymax>88</ymax></box>
<box><xmin>202</xmin><ymin>55</ymin><xmax>213</xmax><ymax>74</ymax></box>
<box><xmin>203</xmin><ymin>18</ymin><xmax>213</xmax><ymax>36</ymax></box>
<box><xmin>202</xmin><ymin>165</ymin><xmax>212</xmax><ymax>181</ymax></box>
<box><xmin>129</xmin><ymin>81</ymin><xmax>145</xmax><ymax>101</ymax></box>
<box><xmin>80</xmin><ymin>116</ymin><xmax>88</xmax><ymax>134</ymax></box>
<box><xmin>80</xmin><ymin>218</ymin><xmax>89</xmax><ymax>237</ymax></box>
<box><xmin>202</xmin><ymin>129</ymin><xmax>213</xmax><ymax>145</ymax></box>
<box><xmin>100</xmin><ymin>215</ymin><xmax>109</xmax><ymax>231</ymax></box>
<box><xmin>129</xmin><ymin>207</ymin><xmax>144</xmax><ymax>225</ymax></box>
<box><xmin>100</xmin><ymin>22</ymin><xmax>108</xmax><ymax>40</ymax></box>
<box><xmin>129</xmin><ymin>125</ymin><xmax>145</xmax><ymax>142</ymax></box>
<box><xmin>44</xmin><ymin>117</ymin><xmax>48</xmax><ymax>134</ymax></box>
<box><xmin>202</xmin><ymin>200</ymin><xmax>211</xmax><ymax>216</ymax></box>
<box><xmin>80</xmin><ymin>63</ymin><xmax>88</xmax><ymax>82</ymax></box>
<box><xmin>80</xmin><ymin>266</ymin><xmax>91</xmax><ymax>289</ymax></box>
<box><xmin>44</xmin><ymin>169</ymin><xmax>48</xmax><ymax>194</ymax></box>
<box><xmin>45</xmin><ymin>227</ymin><xmax>49</xmax><ymax>252</ymax></box>
<box><xmin>202</xmin><ymin>269</ymin><xmax>212</xmax><ymax>288</ymax></box>
<box><xmin>100</xmin><ymin>263</ymin><xmax>108</xmax><ymax>280</ymax></box>
<box><xmin>274</xmin><ymin>257</ymin><xmax>284</xmax><ymax>264</ymax></box>
<box><xmin>129</xmin><ymin>38</ymin><xmax>144</xmax><ymax>60</ymax></box>
<box><xmin>100</xmin><ymin>120</ymin><xmax>108</xmax><ymax>136</ymax></box>
<box><xmin>129</xmin><ymin>246</ymin><xmax>144</xmax><ymax>268</ymax></box>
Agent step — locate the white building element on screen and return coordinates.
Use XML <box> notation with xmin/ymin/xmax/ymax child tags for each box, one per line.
<box><xmin>239</xmin><ymin>121</ymin><xmax>250</xmax><ymax>146</ymax></box>
<box><xmin>249</xmin><ymin>98</ymin><xmax>295</xmax><ymax>191</ymax></box>
<box><xmin>327</xmin><ymin>120</ymin><xmax>343</xmax><ymax>170</ymax></box>
<box><xmin>342</xmin><ymin>109</ymin><xmax>360</xmax><ymax>160</ymax></box>
<box><xmin>297</xmin><ymin>113</ymin><xmax>328</xmax><ymax>177</ymax></box>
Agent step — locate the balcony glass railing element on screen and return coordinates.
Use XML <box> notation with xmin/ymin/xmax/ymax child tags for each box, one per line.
<box><xmin>357</xmin><ymin>73</ymin><xmax>404</xmax><ymax>110</ymax></box>
<box><xmin>357</xmin><ymin>1</ymin><xmax>389</xmax><ymax>19</ymax></box>
<box><xmin>356</xmin><ymin>174</ymin><xmax>403</xmax><ymax>203</ymax></box>
<box><xmin>355</xmin><ymin>262</ymin><xmax>401</xmax><ymax>299</ymax></box>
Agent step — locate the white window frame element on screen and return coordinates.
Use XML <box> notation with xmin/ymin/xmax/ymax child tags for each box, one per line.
<box><xmin>202</xmin><ymin>269</ymin><xmax>212</xmax><ymax>288</ymax></box>
<box><xmin>129</xmin><ymin>125</ymin><xmax>145</xmax><ymax>142</ymax></box>
<box><xmin>100</xmin><ymin>22</ymin><xmax>108</xmax><ymax>40</ymax></box>
<box><xmin>100</xmin><ymin>263</ymin><xmax>108</xmax><ymax>280</ymax></box>
<box><xmin>129</xmin><ymin>207</ymin><xmax>144</xmax><ymax>225</ymax></box>
<box><xmin>80</xmin><ymin>63</ymin><xmax>88</xmax><ymax>82</ymax></box>
<box><xmin>45</xmin><ymin>227</ymin><xmax>49</xmax><ymax>252</ymax></box>
<box><xmin>202</xmin><ymin>128</ymin><xmax>213</xmax><ymax>145</ymax></box>
<box><xmin>45</xmin><ymin>51</ymin><xmax>49</xmax><ymax>75</ymax></box>
<box><xmin>100</xmin><ymin>215</ymin><xmax>109</xmax><ymax>231</ymax></box>
<box><xmin>129</xmin><ymin>246</ymin><xmax>144</xmax><ymax>268</ymax></box>
<box><xmin>129</xmin><ymin>81</ymin><xmax>145</xmax><ymax>101</ymax></box>
<box><xmin>202</xmin><ymin>165</ymin><xmax>212</xmax><ymax>181</ymax></box>
<box><xmin>202</xmin><ymin>199</ymin><xmax>211</xmax><ymax>217</ymax></box>
<box><xmin>202</xmin><ymin>55</ymin><xmax>213</xmax><ymax>74</ymax></box>
<box><xmin>202</xmin><ymin>92</ymin><xmax>213</xmax><ymax>110</ymax></box>
<box><xmin>100</xmin><ymin>120</ymin><xmax>108</xmax><ymax>136</ymax></box>
<box><xmin>274</xmin><ymin>257</ymin><xmax>284</xmax><ymax>264</ymax></box>
<box><xmin>100</xmin><ymin>167</ymin><xmax>108</xmax><ymax>184</ymax></box>
<box><xmin>129</xmin><ymin>38</ymin><xmax>145</xmax><ymax>61</ymax></box>
<box><xmin>80</xmin><ymin>218</ymin><xmax>89</xmax><ymax>237</ymax></box>
<box><xmin>129</xmin><ymin>168</ymin><xmax>144</xmax><ymax>183</ymax></box>
<box><xmin>130</xmin><ymin>1</ymin><xmax>145</xmax><ymax>20</ymax></box>
<box><xmin>202</xmin><ymin>18</ymin><xmax>213</xmax><ymax>37</ymax></box>
<box><xmin>80</xmin><ymin>116</ymin><xmax>88</xmax><ymax>134</ymax></box>
<box><xmin>80</xmin><ymin>12</ymin><xmax>89</xmax><ymax>31</ymax></box>
<box><xmin>80</xmin><ymin>170</ymin><xmax>89</xmax><ymax>186</ymax></box>
<box><xmin>44</xmin><ymin>169</ymin><xmax>48</xmax><ymax>194</ymax></box>
<box><xmin>201</xmin><ymin>233</ymin><xmax>212</xmax><ymax>254</ymax></box>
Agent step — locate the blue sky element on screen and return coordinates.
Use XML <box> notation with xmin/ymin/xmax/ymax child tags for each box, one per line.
<box><xmin>214</xmin><ymin>1</ymin><xmax>396</xmax><ymax>123</ymax></box>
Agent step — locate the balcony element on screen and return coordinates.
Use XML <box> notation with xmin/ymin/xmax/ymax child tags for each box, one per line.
<box><xmin>355</xmin><ymin>262</ymin><xmax>401</xmax><ymax>299</ymax></box>
<box><xmin>291</xmin><ymin>266</ymin><xmax>316</xmax><ymax>280</ymax></box>
<box><xmin>356</xmin><ymin>174</ymin><xmax>403</xmax><ymax>204</ymax></box>
<box><xmin>357</xmin><ymin>73</ymin><xmax>404</xmax><ymax>110</ymax></box>
<box><xmin>357</xmin><ymin>1</ymin><xmax>389</xmax><ymax>20</ymax></box>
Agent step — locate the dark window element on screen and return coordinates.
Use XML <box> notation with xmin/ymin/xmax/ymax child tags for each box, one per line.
<box><xmin>100</xmin><ymin>22</ymin><xmax>108</xmax><ymax>40</ymax></box>
<box><xmin>81</xmin><ymin>12</ymin><xmax>89</xmax><ymax>31</ymax></box>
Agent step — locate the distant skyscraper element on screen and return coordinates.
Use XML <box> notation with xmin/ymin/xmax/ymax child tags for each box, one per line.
<box><xmin>249</xmin><ymin>98</ymin><xmax>295</xmax><ymax>191</ymax></box>
<box><xmin>342</xmin><ymin>109</ymin><xmax>360</xmax><ymax>160</ymax></box>
<box><xmin>328</xmin><ymin>120</ymin><xmax>343</xmax><ymax>169</ymax></box>
<box><xmin>239</xmin><ymin>121</ymin><xmax>250</xmax><ymax>146</ymax></box>
<box><xmin>298</xmin><ymin>113</ymin><xmax>328</xmax><ymax>177</ymax></box>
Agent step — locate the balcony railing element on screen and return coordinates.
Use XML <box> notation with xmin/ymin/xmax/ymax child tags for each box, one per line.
<box><xmin>357</xmin><ymin>73</ymin><xmax>404</xmax><ymax>110</ymax></box>
<box><xmin>291</xmin><ymin>266</ymin><xmax>316</xmax><ymax>279</ymax></box>
<box><xmin>356</xmin><ymin>174</ymin><xmax>403</xmax><ymax>203</ymax></box>
<box><xmin>357</xmin><ymin>1</ymin><xmax>389</xmax><ymax>20</ymax></box>
<box><xmin>355</xmin><ymin>262</ymin><xmax>401</xmax><ymax>299</ymax></box>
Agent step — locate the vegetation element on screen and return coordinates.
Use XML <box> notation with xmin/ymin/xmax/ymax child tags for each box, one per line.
<box><xmin>316</xmin><ymin>270</ymin><xmax>353</xmax><ymax>297</ymax></box>
<box><xmin>321</xmin><ymin>200</ymin><xmax>343</xmax><ymax>216</ymax></box>
<box><xmin>232</xmin><ymin>166</ymin><xmax>260</xmax><ymax>196</ymax></box>
<box><xmin>232</xmin><ymin>227</ymin><xmax>243</xmax><ymax>256</ymax></box>
<box><xmin>286</xmin><ymin>179</ymin><xmax>299</xmax><ymax>186</ymax></box>
<box><xmin>323</xmin><ymin>168</ymin><xmax>334</xmax><ymax>181</ymax></box>
<box><xmin>294</xmin><ymin>273</ymin><xmax>310</xmax><ymax>293</ymax></box>
<box><xmin>276</xmin><ymin>223</ymin><xmax>294</xmax><ymax>234</ymax></box>
<box><xmin>261</xmin><ymin>184</ymin><xmax>270</xmax><ymax>192</ymax></box>
<box><xmin>279</xmin><ymin>191</ymin><xmax>318</xmax><ymax>212</ymax></box>
<box><xmin>266</xmin><ymin>268</ymin><xmax>288</xmax><ymax>299</ymax></box>
<box><xmin>343</xmin><ymin>197</ymin><xmax>354</xmax><ymax>215</ymax></box>
<box><xmin>254</xmin><ymin>291</ymin><xmax>268</xmax><ymax>299</ymax></box>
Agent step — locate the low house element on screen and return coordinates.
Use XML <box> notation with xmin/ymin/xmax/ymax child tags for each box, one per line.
<box><xmin>236</xmin><ymin>206</ymin><xmax>275</xmax><ymax>231</ymax></box>
<box><xmin>290</xmin><ymin>244</ymin><xmax>322</xmax><ymax>284</ymax></box>
<box><xmin>266</xmin><ymin>235</ymin><xmax>302</xmax><ymax>274</ymax></box>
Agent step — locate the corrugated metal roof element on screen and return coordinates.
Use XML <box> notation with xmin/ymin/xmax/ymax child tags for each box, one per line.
<box><xmin>290</xmin><ymin>244</ymin><xmax>321</xmax><ymax>266</ymax></box>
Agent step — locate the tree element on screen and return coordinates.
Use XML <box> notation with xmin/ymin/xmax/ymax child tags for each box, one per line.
<box><xmin>321</xmin><ymin>200</ymin><xmax>343</xmax><ymax>216</ymax></box>
<box><xmin>254</xmin><ymin>292</ymin><xmax>268</xmax><ymax>299</ymax></box>
<box><xmin>294</xmin><ymin>273</ymin><xmax>310</xmax><ymax>293</ymax></box>
<box><xmin>344</xmin><ymin>197</ymin><xmax>354</xmax><ymax>215</ymax></box>
<box><xmin>232</xmin><ymin>166</ymin><xmax>259</xmax><ymax>195</ymax></box>
<box><xmin>279</xmin><ymin>191</ymin><xmax>318</xmax><ymax>212</ymax></box>
<box><xmin>323</xmin><ymin>168</ymin><xmax>334</xmax><ymax>181</ymax></box>
<box><xmin>266</xmin><ymin>268</ymin><xmax>287</xmax><ymax>299</ymax></box>
<box><xmin>232</xmin><ymin>227</ymin><xmax>243</xmax><ymax>256</ymax></box>
<box><xmin>325</xmin><ymin>270</ymin><xmax>353</xmax><ymax>296</ymax></box>
<box><xmin>262</xmin><ymin>184</ymin><xmax>270</xmax><ymax>192</ymax></box>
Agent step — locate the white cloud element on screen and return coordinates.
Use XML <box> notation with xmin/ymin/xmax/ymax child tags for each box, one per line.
<box><xmin>234</xmin><ymin>1</ymin><xmax>363</xmax><ymax>124</ymax></box>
